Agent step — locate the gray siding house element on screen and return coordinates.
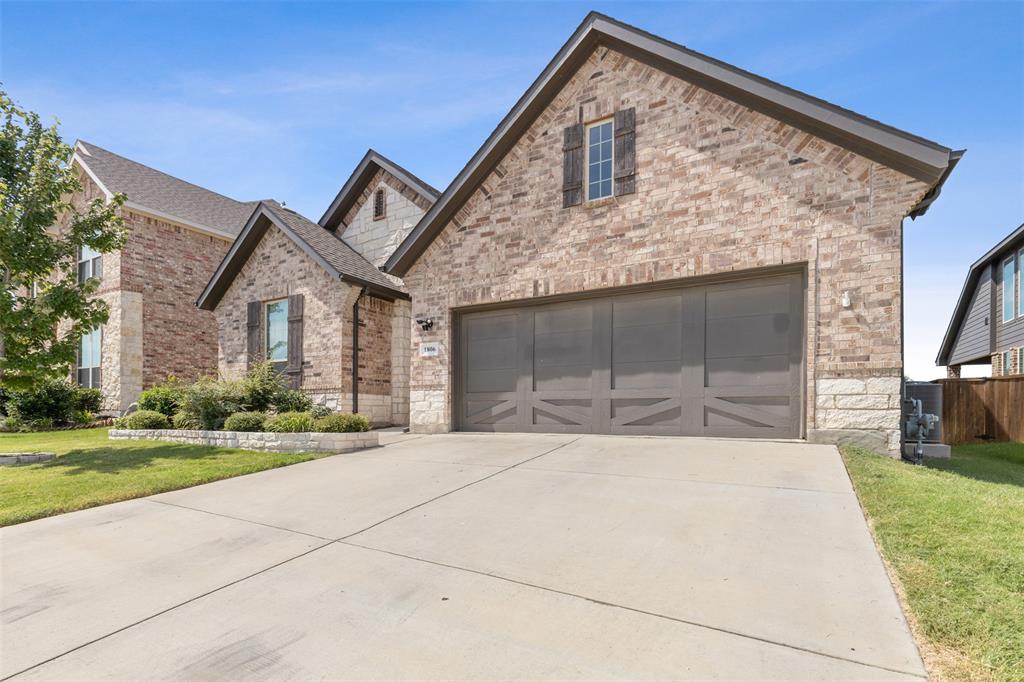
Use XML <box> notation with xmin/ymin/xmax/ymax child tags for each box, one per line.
<box><xmin>938</xmin><ymin>223</ymin><xmax>1024</xmax><ymax>376</ymax></box>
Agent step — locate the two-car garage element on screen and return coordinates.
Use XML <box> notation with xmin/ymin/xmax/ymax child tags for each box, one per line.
<box><xmin>455</xmin><ymin>272</ymin><xmax>805</xmax><ymax>438</ymax></box>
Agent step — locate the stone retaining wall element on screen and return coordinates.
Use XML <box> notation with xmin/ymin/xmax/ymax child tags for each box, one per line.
<box><xmin>109</xmin><ymin>429</ymin><xmax>378</xmax><ymax>454</ymax></box>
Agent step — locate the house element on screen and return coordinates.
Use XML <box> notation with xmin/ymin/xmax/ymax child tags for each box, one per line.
<box><xmin>197</xmin><ymin>151</ymin><xmax>438</xmax><ymax>426</ymax></box>
<box><xmin>937</xmin><ymin>223</ymin><xmax>1024</xmax><ymax>377</ymax></box>
<box><xmin>67</xmin><ymin>141</ymin><xmax>259</xmax><ymax>411</ymax></box>
<box><xmin>382</xmin><ymin>13</ymin><xmax>962</xmax><ymax>455</ymax></box>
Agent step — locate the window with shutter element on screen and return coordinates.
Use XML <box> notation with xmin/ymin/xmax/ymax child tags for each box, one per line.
<box><xmin>246</xmin><ymin>301</ymin><xmax>262</xmax><ymax>369</ymax></box>
<box><xmin>286</xmin><ymin>293</ymin><xmax>304</xmax><ymax>388</ymax></box>
<box><xmin>585</xmin><ymin>119</ymin><xmax>614</xmax><ymax>201</ymax></box>
<box><xmin>265</xmin><ymin>299</ymin><xmax>289</xmax><ymax>372</ymax></box>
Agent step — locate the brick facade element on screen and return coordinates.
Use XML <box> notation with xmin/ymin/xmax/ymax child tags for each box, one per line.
<box><xmin>63</xmin><ymin>171</ymin><xmax>230</xmax><ymax>412</ymax></box>
<box><xmin>213</xmin><ymin>223</ymin><xmax>403</xmax><ymax>425</ymax></box>
<box><xmin>402</xmin><ymin>47</ymin><xmax>932</xmax><ymax>454</ymax></box>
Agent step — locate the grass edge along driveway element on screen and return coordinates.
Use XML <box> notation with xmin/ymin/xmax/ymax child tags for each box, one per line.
<box><xmin>0</xmin><ymin>427</ymin><xmax>331</xmax><ymax>526</ymax></box>
<box><xmin>842</xmin><ymin>443</ymin><xmax>1024</xmax><ymax>682</ymax></box>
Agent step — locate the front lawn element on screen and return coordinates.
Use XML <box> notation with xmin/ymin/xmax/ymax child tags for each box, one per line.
<box><xmin>842</xmin><ymin>442</ymin><xmax>1024</xmax><ymax>681</ymax></box>
<box><xmin>0</xmin><ymin>427</ymin><xmax>331</xmax><ymax>526</ymax></box>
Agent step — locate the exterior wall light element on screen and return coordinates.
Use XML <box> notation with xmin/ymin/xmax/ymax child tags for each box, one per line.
<box><xmin>416</xmin><ymin>317</ymin><xmax>434</xmax><ymax>331</ymax></box>
<box><xmin>841</xmin><ymin>291</ymin><xmax>852</xmax><ymax>309</ymax></box>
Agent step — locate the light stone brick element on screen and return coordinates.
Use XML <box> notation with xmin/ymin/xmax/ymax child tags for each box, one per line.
<box><xmin>865</xmin><ymin>377</ymin><xmax>902</xmax><ymax>396</ymax></box>
<box><xmin>822</xmin><ymin>409</ymin><xmax>901</xmax><ymax>431</ymax></box>
<box><xmin>817</xmin><ymin>379</ymin><xmax>866</xmax><ymax>396</ymax></box>
<box><xmin>834</xmin><ymin>394</ymin><xmax>891</xmax><ymax>410</ymax></box>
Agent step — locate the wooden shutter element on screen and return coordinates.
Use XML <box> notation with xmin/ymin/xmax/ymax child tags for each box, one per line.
<box><xmin>562</xmin><ymin>123</ymin><xmax>584</xmax><ymax>208</ymax></box>
<box><xmin>613</xmin><ymin>107</ymin><xmax>636</xmax><ymax>196</ymax></box>
<box><xmin>286</xmin><ymin>293</ymin><xmax>304</xmax><ymax>388</ymax></box>
<box><xmin>246</xmin><ymin>301</ymin><xmax>262</xmax><ymax>370</ymax></box>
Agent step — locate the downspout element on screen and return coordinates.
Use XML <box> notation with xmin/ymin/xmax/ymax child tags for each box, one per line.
<box><xmin>351</xmin><ymin>286</ymin><xmax>367</xmax><ymax>414</ymax></box>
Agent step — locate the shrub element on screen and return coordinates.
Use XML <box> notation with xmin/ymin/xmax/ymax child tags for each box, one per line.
<box><xmin>138</xmin><ymin>379</ymin><xmax>186</xmax><ymax>417</ymax></box>
<box><xmin>172</xmin><ymin>410</ymin><xmax>201</xmax><ymax>430</ymax></box>
<box><xmin>241</xmin><ymin>362</ymin><xmax>286</xmax><ymax>412</ymax></box>
<box><xmin>115</xmin><ymin>410</ymin><xmax>170</xmax><ymax>430</ymax></box>
<box><xmin>5</xmin><ymin>379</ymin><xmax>101</xmax><ymax>428</ymax></box>
<box><xmin>314</xmin><ymin>413</ymin><xmax>370</xmax><ymax>433</ymax></box>
<box><xmin>273</xmin><ymin>388</ymin><xmax>312</xmax><ymax>413</ymax></box>
<box><xmin>174</xmin><ymin>377</ymin><xmax>243</xmax><ymax>431</ymax></box>
<box><xmin>223</xmin><ymin>411</ymin><xmax>267</xmax><ymax>432</ymax></box>
<box><xmin>309</xmin><ymin>404</ymin><xmax>332</xmax><ymax>419</ymax></box>
<box><xmin>264</xmin><ymin>411</ymin><xmax>314</xmax><ymax>433</ymax></box>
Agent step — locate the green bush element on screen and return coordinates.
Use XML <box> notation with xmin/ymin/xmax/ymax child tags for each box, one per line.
<box><xmin>273</xmin><ymin>388</ymin><xmax>312</xmax><ymax>413</ymax></box>
<box><xmin>309</xmin><ymin>404</ymin><xmax>332</xmax><ymax>419</ymax></box>
<box><xmin>172</xmin><ymin>410</ymin><xmax>201</xmax><ymax>430</ymax></box>
<box><xmin>241</xmin><ymin>362</ymin><xmax>286</xmax><ymax>412</ymax></box>
<box><xmin>174</xmin><ymin>377</ymin><xmax>243</xmax><ymax>431</ymax></box>
<box><xmin>223</xmin><ymin>411</ymin><xmax>267</xmax><ymax>432</ymax></box>
<box><xmin>314</xmin><ymin>413</ymin><xmax>370</xmax><ymax>433</ymax></box>
<box><xmin>115</xmin><ymin>409</ymin><xmax>171</xmax><ymax>430</ymax></box>
<box><xmin>5</xmin><ymin>379</ymin><xmax>101</xmax><ymax>429</ymax></box>
<box><xmin>264</xmin><ymin>411</ymin><xmax>314</xmax><ymax>433</ymax></box>
<box><xmin>138</xmin><ymin>379</ymin><xmax>186</xmax><ymax>417</ymax></box>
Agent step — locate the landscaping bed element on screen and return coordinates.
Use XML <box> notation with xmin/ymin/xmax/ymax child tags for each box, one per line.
<box><xmin>109</xmin><ymin>427</ymin><xmax>378</xmax><ymax>453</ymax></box>
<box><xmin>842</xmin><ymin>442</ymin><xmax>1024</xmax><ymax>681</ymax></box>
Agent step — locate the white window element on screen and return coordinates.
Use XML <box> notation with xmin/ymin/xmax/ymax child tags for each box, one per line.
<box><xmin>1002</xmin><ymin>256</ymin><xmax>1015</xmax><ymax>323</ymax></box>
<box><xmin>78</xmin><ymin>327</ymin><xmax>102</xmax><ymax>388</ymax></box>
<box><xmin>265</xmin><ymin>299</ymin><xmax>289</xmax><ymax>369</ymax></box>
<box><xmin>585</xmin><ymin>119</ymin><xmax>614</xmax><ymax>201</ymax></box>
<box><xmin>373</xmin><ymin>188</ymin><xmax>386</xmax><ymax>220</ymax></box>
<box><xmin>1018</xmin><ymin>248</ymin><xmax>1024</xmax><ymax>317</ymax></box>
<box><xmin>78</xmin><ymin>245</ymin><xmax>102</xmax><ymax>283</ymax></box>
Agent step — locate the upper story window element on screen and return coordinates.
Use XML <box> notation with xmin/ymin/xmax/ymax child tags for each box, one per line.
<box><xmin>77</xmin><ymin>327</ymin><xmax>102</xmax><ymax>388</ymax></box>
<box><xmin>1019</xmin><ymin>248</ymin><xmax>1024</xmax><ymax>317</ymax></box>
<box><xmin>78</xmin><ymin>245</ymin><xmax>102</xmax><ymax>284</ymax></box>
<box><xmin>1002</xmin><ymin>255</ymin><xmax>1016</xmax><ymax>323</ymax></box>
<box><xmin>586</xmin><ymin>119</ymin><xmax>613</xmax><ymax>201</ymax></box>
<box><xmin>265</xmin><ymin>298</ymin><xmax>289</xmax><ymax>370</ymax></box>
<box><xmin>373</xmin><ymin>188</ymin><xmax>386</xmax><ymax>220</ymax></box>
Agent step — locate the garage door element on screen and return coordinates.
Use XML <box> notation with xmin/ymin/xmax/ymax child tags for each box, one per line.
<box><xmin>456</xmin><ymin>273</ymin><xmax>804</xmax><ymax>438</ymax></box>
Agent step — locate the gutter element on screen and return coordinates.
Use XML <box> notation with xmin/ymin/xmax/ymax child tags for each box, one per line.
<box><xmin>909</xmin><ymin>149</ymin><xmax>965</xmax><ymax>220</ymax></box>
<box><xmin>351</xmin><ymin>286</ymin><xmax>367</xmax><ymax>414</ymax></box>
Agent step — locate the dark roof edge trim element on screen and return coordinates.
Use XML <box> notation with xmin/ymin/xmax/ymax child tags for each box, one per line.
<box><xmin>909</xmin><ymin>149</ymin><xmax>964</xmax><ymax>220</ymax></box>
<box><xmin>385</xmin><ymin>11</ymin><xmax>960</xmax><ymax>277</ymax></box>
<box><xmin>936</xmin><ymin>222</ymin><xmax>1024</xmax><ymax>365</ymax></box>
<box><xmin>197</xmin><ymin>202</ymin><xmax>407</xmax><ymax>311</ymax></box>
<box><xmin>318</xmin><ymin>149</ymin><xmax>440</xmax><ymax>231</ymax></box>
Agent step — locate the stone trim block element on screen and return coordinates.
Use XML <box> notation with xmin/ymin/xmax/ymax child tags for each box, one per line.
<box><xmin>109</xmin><ymin>429</ymin><xmax>379</xmax><ymax>454</ymax></box>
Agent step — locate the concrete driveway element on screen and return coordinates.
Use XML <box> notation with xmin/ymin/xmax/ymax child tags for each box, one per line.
<box><xmin>1</xmin><ymin>434</ymin><xmax>925</xmax><ymax>680</ymax></box>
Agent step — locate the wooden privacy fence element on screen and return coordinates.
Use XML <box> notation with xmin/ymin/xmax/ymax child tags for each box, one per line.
<box><xmin>936</xmin><ymin>377</ymin><xmax>1024</xmax><ymax>444</ymax></box>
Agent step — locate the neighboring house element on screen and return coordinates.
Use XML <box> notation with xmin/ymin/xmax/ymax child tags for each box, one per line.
<box><xmin>938</xmin><ymin>223</ymin><xmax>1024</xmax><ymax>377</ymax></box>
<box><xmin>383</xmin><ymin>13</ymin><xmax>962</xmax><ymax>454</ymax></box>
<box><xmin>198</xmin><ymin>151</ymin><xmax>438</xmax><ymax>426</ymax></box>
<box><xmin>67</xmin><ymin>141</ymin><xmax>258</xmax><ymax>411</ymax></box>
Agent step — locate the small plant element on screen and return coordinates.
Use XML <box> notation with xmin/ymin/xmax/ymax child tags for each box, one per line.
<box><xmin>241</xmin><ymin>362</ymin><xmax>286</xmax><ymax>412</ymax></box>
<box><xmin>4</xmin><ymin>379</ymin><xmax>102</xmax><ymax>429</ymax></box>
<box><xmin>138</xmin><ymin>378</ymin><xmax>186</xmax><ymax>417</ymax></box>
<box><xmin>72</xmin><ymin>387</ymin><xmax>102</xmax><ymax>414</ymax></box>
<box><xmin>174</xmin><ymin>377</ymin><xmax>244</xmax><ymax>430</ymax></box>
<box><xmin>115</xmin><ymin>410</ymin><xmax>171</xmax><ymax>430</ymax></box>
<box><xmin>223</xmin><ymin>411</ymin><xmax>267</xmax><ymax>432</ymax></box>
<box><xmin>264</xmin><ymin>411</ymin><xmax>314</xmax><ymax>433</ymax></box>
<box><xmin>314</xmin><ymin>413</ymin><xmax>370</xmax><ymax>433</ymax></box>
<box><xmin>273</xmin><ymin>388</ymin><xmax>312</xmax><ymax>413</ymax></box>
<box><xmin>309</xmin><ymin>404</ymin><xmax>332</xmax><ymax>419</ymax></box>
<box><xmin>172</xmin><ymin>410</ymin><xmax>202</xmax><ymax>430</ymax></box>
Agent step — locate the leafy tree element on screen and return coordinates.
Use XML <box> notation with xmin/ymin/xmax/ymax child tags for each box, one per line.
<box><xmin>0</xmin><ymin>91</ymin><xmax>126</xmax><ymax>389</ymax></box>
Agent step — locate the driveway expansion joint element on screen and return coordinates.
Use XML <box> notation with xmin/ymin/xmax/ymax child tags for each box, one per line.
<box><xmin>339</xmin><ymin>539</ymin><xmax>927</xmax><ymax>680</ymax></box>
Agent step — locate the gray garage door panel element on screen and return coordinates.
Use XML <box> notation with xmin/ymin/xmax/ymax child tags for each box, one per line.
<box><xmin>458</xmin><ymin>273</ymin><xmax>803</xmax><ymax>438</ymax></box>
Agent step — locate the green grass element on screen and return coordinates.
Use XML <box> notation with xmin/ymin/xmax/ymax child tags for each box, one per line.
<box><xmin>842</xmin><ymin>442</ymin><xmax>1024</xmax><ymax>681</ymax></box>
<box><xmin>0</xmin><ymin>428</ymin><xmax>331</xmax><ymax>526</ymax></box>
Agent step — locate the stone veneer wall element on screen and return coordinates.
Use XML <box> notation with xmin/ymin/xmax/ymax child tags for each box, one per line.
<box><xmin>110</xmin><ymin>428</ymin><xmax>379</xmax><ymax>454</ymax></box>
<box><xmin>402</xmin><ymin>47</ymin><xmax>932</xmax><ymax>454</ymax></box>
<box><xmin>213</xmin><ymin>223</ymin><xmax>402</xmax><ymax>426</ymax></box>
<box><xmin>340</xmin><ymin>170</ymin><xmax>433</xmax><ymax>268</ymax></box>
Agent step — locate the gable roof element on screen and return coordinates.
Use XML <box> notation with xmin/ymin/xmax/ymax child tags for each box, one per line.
<box><xmin>384</xmin><ymin>11</ymin><xmax>962</xmax><ymax>277</ymax></box>
<box><xmin>936</xmin><ymin>223</ymin><xmax>1024</xmax><ymax>366</ymax></box>
<box><xmin>197</xmin><ymin>201</ymin><xmax>408</xmax><ymax>310</ymax></box>
<box><xmin>319</xmin><ymin>149</ymin><xmax>440</xmax><ymax>231</ymax></box>
<box><xmin>73</xmin><ymin>141</ymin><xmax>258</xmax><ymax>239</ymax></box>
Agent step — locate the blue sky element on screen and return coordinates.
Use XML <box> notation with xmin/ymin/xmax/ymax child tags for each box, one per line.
<box><xmin>3</xmin><ymin>1</ymin><xmax>1022</xmax><ymax>379</ymax></box>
